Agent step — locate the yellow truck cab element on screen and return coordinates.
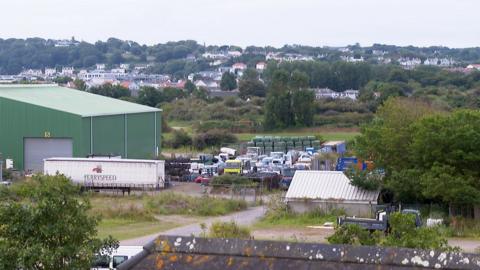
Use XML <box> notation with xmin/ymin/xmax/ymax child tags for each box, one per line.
<box><xmin>224</xmin><ymin>160</ymin><xmax>242</xmax><ymax>174</ymax></box>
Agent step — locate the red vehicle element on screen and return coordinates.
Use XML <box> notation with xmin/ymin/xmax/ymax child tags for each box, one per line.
<box><xmin>194</xmin><ymin>175</ymin><xmax>210</xmax><ymax>185</ymax></box>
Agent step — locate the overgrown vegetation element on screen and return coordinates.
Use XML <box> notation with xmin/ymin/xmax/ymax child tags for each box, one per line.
<box><xmin>144</xmin><ymin>192</ymin><xmax>247</xmax><ymax>216</ymax></box>
<box><xmin>208</xmin><ymin>221</ymin><xmax>251</xmax><ymax>239</ymax></box>
<box><xmin>256</xmin><ymin>194</ymin><xmax>342</xmax><ymax>228</ymax></box>
<box><xmin>328</xmin><ymin>213</ymin><xmax>458</xmax><ymax>252</ymax></box>
<box><xmin>210</xmin><ymin>174</ymin><xmax>256</xmax><ymax>187</ymax></box>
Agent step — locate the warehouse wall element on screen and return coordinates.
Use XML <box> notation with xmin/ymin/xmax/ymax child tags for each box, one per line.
<box><xmin>0</xmin><ymin>98</ymin><xmax>83</xmax><ymax>170</ymax></box>
<box><xmin>83</xmin><ymin>111</ymin><xmax>161</xmax><ymax>159</ymax></box>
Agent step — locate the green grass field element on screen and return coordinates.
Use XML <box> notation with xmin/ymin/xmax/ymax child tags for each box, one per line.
<box><xmin>97</xmin><ymin>218</ymin><xmax>179</xmax><ymax>240</ymax></box>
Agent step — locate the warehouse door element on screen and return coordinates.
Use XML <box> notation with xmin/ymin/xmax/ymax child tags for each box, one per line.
<box><xmin>24</xmin><ymin>138</ymin><xmax>73</xmax><ymax>173</ymax></box>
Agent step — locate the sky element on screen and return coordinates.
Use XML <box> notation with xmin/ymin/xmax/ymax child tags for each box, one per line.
<box><xmin>1</xmin><ymin>0</ymin><xmax>479</xmax><ymax>48</ymax></box>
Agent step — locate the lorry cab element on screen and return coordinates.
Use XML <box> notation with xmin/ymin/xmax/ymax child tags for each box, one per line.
<box><xmin>91</xmin><ymin>246</ymin><xmax>143</xmax><ymax>270</ymax></box>
<box><xmin>224</xmin><ymin>160</ymin><xmax>242</xmax><ymax>174</ymax></box>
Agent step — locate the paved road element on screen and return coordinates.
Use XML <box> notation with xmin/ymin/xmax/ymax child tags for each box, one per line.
<box><xmin>120</xmin><ymin>206</ymin><xmax>265</xmax><ymax>246</ymax></box>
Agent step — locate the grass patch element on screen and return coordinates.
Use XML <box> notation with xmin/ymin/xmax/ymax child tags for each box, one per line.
<box><xmin>444</xmin><ymin>218</ymin><xmax>480</xmax><ymax>238</ymax></box>
<box><xmin>144</xmin><ymin>192</ymin><xmax>248</xmax><ymax>216</ymax></box>
<box><xmin>255</xmin><ymin>208</ymin><xmax>340</xmax><ymax>229</ymax></box>
<box><xmin>255</xmin><ymin>193</ymin><xmax>342</xmax><ymax>229</ymax></box>
<box><xmin>97</xmin><ymin>218</ymin><xmax>179</xmax><ymax>240</ymax></box>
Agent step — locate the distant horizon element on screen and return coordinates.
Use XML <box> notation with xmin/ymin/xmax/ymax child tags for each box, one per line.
<box><xmin>1</xmin><ymin>36</ymin><xmax>479</xmax><ymax>50</ymax></box>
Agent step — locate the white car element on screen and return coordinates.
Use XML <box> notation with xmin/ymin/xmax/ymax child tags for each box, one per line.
<box><xmin>91</xmin><ymin>246</ymin><xmax>143</xmax><ymax>270</ymax></box>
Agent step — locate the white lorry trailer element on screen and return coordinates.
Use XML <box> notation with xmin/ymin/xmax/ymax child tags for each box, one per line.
<box><xmin>44</xmin><ymin>157</ymin><xmax>165</xmax><ymax>190</ymax></box>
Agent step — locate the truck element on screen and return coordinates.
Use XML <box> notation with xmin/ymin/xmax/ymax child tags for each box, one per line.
<box><xmin>337</xmin><ymin>208</ymin><xmax>422</xmax><ymax>232</ymax></box>
<box><xmin>44</xmin><ymin>157</ymin><xmax>165</xmax><ymax>190</ymax></box>
<box><xmin>224</xmin><ymin>159</ymin><xmax>242</xmax><ymax>174</ymax></box>
<box><xmin>220</xmin><ymin>147</ymin><xmax>237</xmax><ymax>157</ymax></box>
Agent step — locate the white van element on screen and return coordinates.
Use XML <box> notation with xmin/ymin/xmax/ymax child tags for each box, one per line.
<box><xmin>91</xmin><ymin>246</ymin><xmax>143</xmax><ymax>270</ymax></box>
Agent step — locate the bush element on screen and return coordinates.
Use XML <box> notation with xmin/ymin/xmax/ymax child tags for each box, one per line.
<box><xmin>210</xmin><ymin>174</ymin><xmax>255</xmax><ymax>186</ymax></box>
<box><xmin>328</xmin><ymin>224</ymin><xmax>381</xmax><ymax>246</ymax></box>
<box><xmin>166</xmin><ymin>129</ymin><xmax>192</xmax><ymax>149</ymax></box>
<box><xmin>328</xmin><ymin>212</ymin><xmax>457</xmax><ymax>251</ymax></box>
<box><xmin>208</xmin><ymin>221</ymin><xmax>251</xmax><ymax>239</ymax></box>
<box><xmin>192</xmin><ymin>129</ymin><xmax>238</xmax><ymax>149</ymax></box>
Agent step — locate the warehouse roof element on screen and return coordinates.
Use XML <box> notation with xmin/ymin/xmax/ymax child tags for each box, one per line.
<box><xmin>285</xmin><ymin>171</ymin><xmax>379</xmax><ymax>202</ymax></box>
<box><xmin>0</xmin><ymin>84</ymin><xmax>161</xmax><ymax>117</ymax></box>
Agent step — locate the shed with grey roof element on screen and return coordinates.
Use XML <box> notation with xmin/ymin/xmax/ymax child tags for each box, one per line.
<box><xmin>285</xmin><ymin>171</ymin><xmax>380</xmax><ymax>217</ymax></box>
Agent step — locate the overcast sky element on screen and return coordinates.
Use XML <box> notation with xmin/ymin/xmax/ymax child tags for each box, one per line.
<box><xmin>1</xmin><ymin>0</ymin><xmax>479</xmax><ymax>48</ymax></box>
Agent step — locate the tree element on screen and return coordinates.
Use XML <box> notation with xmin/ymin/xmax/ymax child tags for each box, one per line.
<box><xmin>411</xmin><ymin>110</ymin><xmax>480</xmax><ymax>206</ymax></box>
<box><xmin>238</xmin><ymin>69</ymin><xmax>266</xmax><ymax>98</ymax></box>
<box><xmin>264</xmin><ymin>70</ymin><xmax>310</xmax><ymax>129</ymax></box>
<box><xmin>220</xmin><ymin>72</ymin><xmax>237</xmax><ymax>91</ymax></box>
<box><xmin>53</xmin><ymin>76</ymin><xmax>73</xmax><ymax>84</ymax></box>
<box><xmin>89</xmin><ymin>83</ymin><xmax>130</xmax><ymax>99</ymax></box>
<box><xmin>73</xmin><ymin>78</ymin><xmax>86</xmax><ymax>91</ymax></box>
<box><xmin>292</xmin><ymin>89</ymin><xmax>315</xmax><ymax>126</ymax></box>
<box><xmin>354</xmin><ymin>97</ymin><xmax>440</xmax><ymax>201</ymax></box>
<box><xmin>0</xmin><ymin>175</ymin><xmax>118</xmax><ymax>269</ymax></box>
<box><xmin>162</xmin><ymin>87</ymin><xmax>186</xmax><ymax>102</ymax></box>
<box><xmin>137</xmin><ymin>86</ymin><xmax>163</xmax><ymax>107</ymax></box>
<box><xmin>184</xmin><ymin>80</ymin><xmax>196</xmax><ymax>94</ymax></box>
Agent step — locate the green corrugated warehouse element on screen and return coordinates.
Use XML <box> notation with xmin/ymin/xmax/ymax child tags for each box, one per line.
<box><xmin>0</xmin><ymin>84</ymin><xmax>162</xmax><ymax>172</ymax></box>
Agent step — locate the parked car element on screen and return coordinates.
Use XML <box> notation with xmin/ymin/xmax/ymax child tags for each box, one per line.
<box><xmin>0</xmin><ymin>180</ymin><xmax>12</xmax><ymax>186</ymax></box>
<box><xmin>194</xmin><ymin>175</ymin><xmax>211</xmax><ymax>184</ymax></box>
<box><xmin>91</xmin><ymin>246</ymin><xmax>143</xmax><ymax>270</ymax></box>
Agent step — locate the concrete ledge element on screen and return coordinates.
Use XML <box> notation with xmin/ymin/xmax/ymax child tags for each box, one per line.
<box><xmin>118</xmin><ymin>235</ymin><xmax>480</xmax><ymax>270</ymax></box>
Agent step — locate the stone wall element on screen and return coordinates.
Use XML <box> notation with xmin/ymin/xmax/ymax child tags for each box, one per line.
<box><xmin>118</xmin><ymin>235</ymin><xmax>480</xmax><ymax>270</ymax></box>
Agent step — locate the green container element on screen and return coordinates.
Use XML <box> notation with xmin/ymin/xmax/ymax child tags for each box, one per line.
<box><xmin>307</xmin><ymin>136</ymin><xmax>316</xmax><ymax>141</ymax></box>
<box><xmin>253</xmin><ymin>136</ymin><xmax>262</xmax><ymax>142</ymax></box>
<box><xmin>302</xmin><ymin>140</ymin><xmax>312</xmax><ymax>147</ymax></box>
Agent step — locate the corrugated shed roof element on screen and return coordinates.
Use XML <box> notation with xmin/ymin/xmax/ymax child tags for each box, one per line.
<box><xmin>0</xmin><ymin>84</ymin><xmax>161</xmax><ymax>117</ymax></box>
<box><xmin>285</xmin><ymin>171</ymin><xmax>379</xmax><ymax>202</ymax></box>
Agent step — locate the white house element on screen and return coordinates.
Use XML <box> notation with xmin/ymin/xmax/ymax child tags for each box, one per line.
<box><xmin>96</xmin><ymin>63</ymin><xmax>106</xmax><ymax>70</ymax></box>
<box><xmin>61</xmin><ymin>67</ymin><xmax>75</xmax><ymax>76</ymax></box>
<box><xmin>314</xmin><ymin>88</ymin><xmax>359</xmax><ymax>101</ymax></box>
<box><xmin>227</xmin><ymin>51</ymin><xmax>242</xmax><ymax>58</ymax></box>
<box><xmin>44</xmin><ymin>68</ymin><xmax>57</xmax><ymax>77</ymax></box>
<box><xmin>341</xmin><ymin>56</ymin><xmax>364</xmax><ymax>63</ymax></box>
<box><xmin>398</xmin><ymin>57</ymin><xmax>421</xmax><ymax>69</ymax></box>
<box><xmin>194</xmin><ymin>80</ymin><xmax>208</xmax><ymax>88</ymax></box>
<box><xmin>20</xmin><ymin>69</ymin><xmax>43</xmax><ymax>77</ymax></box>
<box><xmin>256</xmin><ymin>62</ymin><xmax>267</xmax><ymax>71</ymax></box>
<box><xmin>467</xmin><ymin>64</ymin><xmax>480</xmax><ymax>70</ymax></box>
<box><xmin>285</xmin><ymin>171</ymin><xmax>380</xmax><ymax>217</ymax></box>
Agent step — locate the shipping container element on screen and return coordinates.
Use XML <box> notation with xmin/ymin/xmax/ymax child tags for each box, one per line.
<box><xmin>44</xmin><ymin>157</ymin><xmax>165</xmax><ymax>189</ymax></box>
